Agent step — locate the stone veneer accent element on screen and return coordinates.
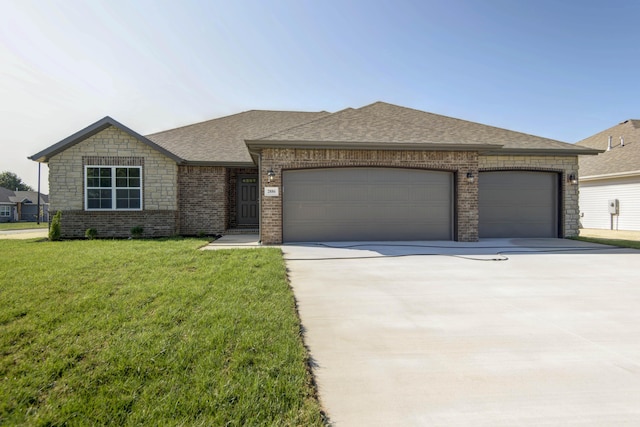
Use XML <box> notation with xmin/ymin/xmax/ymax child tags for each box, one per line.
<box><xmin>260</xmin><ymin>148</ymin><xmax>479</xmax><ymax>244</ymax></box>
<box><xmin>47</xmin><ymin>125</ymin><xmax>178</xmax><ymax>237</ymax></box>
<box><xmin>479</xmin><ymin>155</ymin><xmax>580</xmax><ymax>238</ymax></box>
<box><xmin>177</xmin><ymin>166</ymin><xmax>227</xmax><ymax>235</ymax></box>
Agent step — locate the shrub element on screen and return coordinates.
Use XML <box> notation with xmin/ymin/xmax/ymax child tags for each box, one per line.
<box><xmin>85</xmin><ymin>228</ymin><xmax>98</xmax><ymax>240</ymax></box>
<box><xmin>130</xmin><ymin>226</ymin><xmax>144</xmax><ymax>239</ymax></box>
<box><xmin>49</xmin><ymin>211</ymin><xmax>62</xmax><ymax>241</ymax></box>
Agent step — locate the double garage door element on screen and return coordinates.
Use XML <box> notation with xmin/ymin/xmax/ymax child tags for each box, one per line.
<box><xmin>283</xmin><ymin>168</ymin><xmax>453</xmax><ymax>242</ymax></box>
<box><xmin>282</xmin><ymin>168</ymin><xmax>559</xmax><ymax>242</ymax></box>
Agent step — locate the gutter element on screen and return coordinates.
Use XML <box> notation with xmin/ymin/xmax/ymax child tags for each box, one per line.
<box><xmin>28</xmin><ymin>117</ymin><xmax>185</xmax><ymax>164</ymax></box>
<box><xmin>579</xmin><ymin>169</ymin><xmax>640</xmax><ymax>182</ymax></box>
<box><xmin>245</xmin><ymin>139</ymin><xmax>502</xmax><ymax>152</ymax></box>
<box><xmin>481</xmin><ymin>148</ymin><xmax>603</xmax><ymax>156</ymax></box>
<box><xmin>180</xmin><ymin>161</ymin><xmax>257</xmax><ymax>167</ymax></box>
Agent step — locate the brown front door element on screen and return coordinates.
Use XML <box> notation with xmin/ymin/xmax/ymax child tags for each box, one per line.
<box><xmin>237</xmin><ymin>176</ymin><xmax>258</xmax><ymax>225</ymax></box>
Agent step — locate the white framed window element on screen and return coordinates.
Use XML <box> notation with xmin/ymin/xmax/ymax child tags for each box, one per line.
<box><xmin>85</xmin><ymin>166</ymin><xmax>142</xmax><ymax>211</ymax></box>
<box><xmin>0</xmin><ymin>205</ymin><xmax>11</xmax><ymax>217</ymax></box>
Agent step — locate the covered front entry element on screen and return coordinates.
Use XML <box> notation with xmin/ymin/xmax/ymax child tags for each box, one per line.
<box><xmin>237</xmin><ymin>175</ymin><xmax>258</xmax><ymax>225</ymax></box>
<box><xmin>479</xmin><ymin>170</ymin><xmax>559</xmax><ymax>238</ymax></box>
<box><xmin>282</xmin><ymin>167</ymin><xmax>453</xmax><ymax>242</ymax></box>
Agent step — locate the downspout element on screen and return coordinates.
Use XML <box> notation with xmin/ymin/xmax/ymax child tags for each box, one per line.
<box><xmin>257</xmin><ymin>153</ymin><xmax>262</xmax><ymax>244</ymax></box>
<box><xmin>36</xmin><ymin>163</ymin><xmax>41</xmax><ymax>224</ymax></box>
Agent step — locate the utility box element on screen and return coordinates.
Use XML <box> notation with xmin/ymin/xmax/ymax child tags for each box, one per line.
<box><xmin>608</xmin><ymin>199</ymin><xmax>619</xmax><ymax>215</ymax></box>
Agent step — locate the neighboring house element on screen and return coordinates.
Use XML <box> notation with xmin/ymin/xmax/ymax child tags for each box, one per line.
<box><xmin>0</xmin><ymin>186</ymin><xmax>49</xmax><ymax>223</ymax></box>
<box><xmin>0</xmin><ymin>186</ymin><xmax>16</xmax><ymax>222</ymax></box>
<box><xmin>29</xmin><ymin>102</ymin><xmax>598</xmax><ymax>243</ymax></box>
<box><xmin>576</xmin><ymin>119</ymin><xmax>640</xmax><ymax>231</ymax></box>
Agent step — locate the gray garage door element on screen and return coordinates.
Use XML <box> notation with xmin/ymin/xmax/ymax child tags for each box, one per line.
<box><xmin>283</xmin><ymin>167</ymin><xmax>453</xmax><ymax>242</ymax></box>
<box><xmin>479</xmin><ymin>171</ymin><xmax>559</xmax><ymax>238</ymax></box>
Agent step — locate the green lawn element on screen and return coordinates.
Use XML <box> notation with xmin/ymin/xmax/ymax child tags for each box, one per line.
<box><xmin>573</xmin><ymin>236</ymin><xmax>640</xmax><ymax>250</ymax></box>
<box><xmin>0</xmin><ymin>222</ymin><xmax>48</xmax><ymax>231</ymax></box>
<box><xmin>0</xmin><ymin>239</ymin><xmax>325</xmax><ymax>426</ymax></box>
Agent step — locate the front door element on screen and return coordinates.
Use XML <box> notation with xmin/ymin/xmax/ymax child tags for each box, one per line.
<box><xmin>237</xmin><ymin>176</ymin><xmax>259</xmax><ymax>225</ymax></box>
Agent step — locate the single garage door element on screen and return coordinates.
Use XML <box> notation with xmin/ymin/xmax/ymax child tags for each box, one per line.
<box><xmin>479</xmin><ymin>171</ymin><xmax>559</xmax><ymax>238</ymax></box>
<box><xmin>283</xmin><ymin>167</ymin><xmax>453</xmax><ymax>242</ymax></box>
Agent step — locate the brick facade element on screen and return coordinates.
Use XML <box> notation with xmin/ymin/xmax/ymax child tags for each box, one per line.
<box><xmin>479</xmin><ymin>155</ymin><xmax>580</xmax><ymax>237</ymax></box>
<box><xmin>57</xmin><ymin>210</ymin><xmax>178</xmax><ymax>238</ymax></box>
<box><xmin>177</xmin><ymin>165</ymin><xmax>227</xmax><ymax>235</ymax></box>
<box><xmin>43</xmin><ymin>125</ymin><xmax>581</xmax><ymax>240</ymax></box>
<box><xmin>258</xmin><ymin>149</ymin><xmax>582</xmax><ymax>244</ymax></box>
<box><xmin>259</xmin><ymin>148</ymin><xmax>480</xmax><ymax>244</ymax></box>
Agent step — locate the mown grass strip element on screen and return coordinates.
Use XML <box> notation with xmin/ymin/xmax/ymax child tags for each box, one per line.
<box><xmin>0</xmin><ymin>239</ymin><xmax>325</xmax><ymax>426</ymax></box>
<box><xmin>573</xmin><ymin>236</ymin><xmax>640</xmax><ymax>250</ymax></box>
<box><xmin>0</xmin><ymin>222</ymin><xmax>48</xmax><ymax>231</ymax></box>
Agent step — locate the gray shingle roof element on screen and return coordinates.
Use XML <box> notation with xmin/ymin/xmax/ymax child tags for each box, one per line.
<box><xmin>251</xmin><ymin>102</ymin><xmax>597</xmax><ymax>154</ymax></box>
<box><xmin>29</xmin><ymin>117</ymin><xmax>182</xmax><ymax>163</ymax></box>
<box><xmin>10</xmin><ymin>191</ymin><xmax>49</xmax><ymax>205</ymax></box>
<box><xmin>0</xmin><ymin>187</ymin><xmax>48</xmax><ymax>205</ymax></box>
<box><xmin>146</xmin><ymin>110</ymin><xmax>330</xmax><ymax>165</ymax></box>
<box><xmin>576</xmin><ymin>120</ymin><xmax>640</xmax><ymax>177</ymax></box>
<box><xmin>31</xmin><ymin>102</ymin><xmax>599</xmax><ymax>167</ymax></box>
<box><xmin>0</xmin><ymin>186</ymin><xmax>15</xmax><ymax>204</ymax></box>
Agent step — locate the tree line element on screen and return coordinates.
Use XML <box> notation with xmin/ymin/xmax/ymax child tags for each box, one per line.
<box><xmin>0</xmin><ymin>171</ymin><xmax>34</xmax><ymax>192</ymax></box>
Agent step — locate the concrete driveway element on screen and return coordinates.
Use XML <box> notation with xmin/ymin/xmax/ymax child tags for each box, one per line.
<box><xmin>282</xmin><ymin>239</ymin><xmax>640</xmax><ymax>426</ymax></box>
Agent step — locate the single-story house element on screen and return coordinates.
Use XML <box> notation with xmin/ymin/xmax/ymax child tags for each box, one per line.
<box><xmin>576</xmin><ymin>119</ymin><xmax>640</xmax><ymax>231</ymax></box>
<box><xmin>29</xmin><ymin>102</ymin><xmax>598</xmax><ymax>243</ymax></box>
<box><xmin>0</xmin><ymin>186</ymin><xmax>49</xmax><ymax>223</ymax></box>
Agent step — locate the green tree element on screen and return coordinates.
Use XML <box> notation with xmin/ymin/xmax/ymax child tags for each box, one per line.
<box><xmin>0</xmin><ymin>171</ymin><xmax>34</xmax><ymax>191</ymax></box>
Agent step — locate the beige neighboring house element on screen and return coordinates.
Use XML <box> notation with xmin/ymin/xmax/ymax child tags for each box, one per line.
<box><xmin>576</xmin><ymin>119</ymin><xmax>640</xmax><ymax>231</ymax></box>
<box><xmin>29</xmin><ymin>102</ymin><xmax>598</xmax><ymax>243</ymax></box>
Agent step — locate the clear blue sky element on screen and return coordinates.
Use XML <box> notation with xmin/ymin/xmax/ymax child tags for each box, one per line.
<box><xmin>1</xmin><ymin>0</ymin><xmax>638</xmax><ymax>190</ymax></box>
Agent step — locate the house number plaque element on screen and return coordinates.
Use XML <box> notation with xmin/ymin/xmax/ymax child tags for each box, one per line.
<box><xmin>264</xmin><ymin>187</ymin><xmax>279</xmax><ymax>197</ymax></box>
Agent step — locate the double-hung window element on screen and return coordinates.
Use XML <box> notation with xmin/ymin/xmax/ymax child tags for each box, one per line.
<box><xmin>85</xmin><ymin>166</ymin><xmax>142</xmax><ymax>210</ymax></box>
<box><xmin>0</xmin><ymin>205</ymin><xmax>11</xmax><ymax>217</ymax></box>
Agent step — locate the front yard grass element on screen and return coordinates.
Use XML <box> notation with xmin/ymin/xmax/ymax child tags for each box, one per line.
<box><xmin>0</xmin><ymin>222</ymin><xmax>48</xmax><ymax>231</ymax></box>
<box><xmin>0</xmin><ymin>239</ymin><xmax>325</xmax><ymax>426</ymax></box>
<box><xmin>573</xmin><ymin>236</ymin><xmax>640</xmax><ymax>250</ymax></box>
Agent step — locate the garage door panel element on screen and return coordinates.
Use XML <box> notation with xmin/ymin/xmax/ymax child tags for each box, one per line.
<box><xmin>479</xmin><ymin>171</ymin><xmax>558</xmax><ymax>238</ymax></box>
<box><xmin>283</xmin><ymin>168</ymin><xmax>453</xmax><ymax>242</ymax></box>
<box><xmin>334</xmin><ymin>186</ymin><xmax>368</xmax><ymax>201</ymax></box>
<box><xmin>376</xmin><ymin>186</ymin><xmax>411</xmax><ymax>201</ymax></box>
<box><xmin>286</xmin><ymin>184</ymin><xmax>328</xmax><ymax>201</ymax></box>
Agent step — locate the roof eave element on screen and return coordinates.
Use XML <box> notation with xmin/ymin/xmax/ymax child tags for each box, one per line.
<box><xmin>481</xmin><ymin>148</ymin><xmax>603</xmax><ymax>156</ymax></box>
<box><xmin>580</xmin><ymin>169</ymin><xmax>640</xmax><ymax>181</ymax></box>
<box><xmin>245</xmin><ymin>139</ymin><xmax>502</xmax><ymax>152</ymax></box>
<box><xmin>28</xmin><ymin>116</ymin><xmax>185</xmax><ymax>164</ymax></box>
<box><xmin>181</xmin><ymin>160</ymin><xmax>257</xmax><ymax>167</ymax></box>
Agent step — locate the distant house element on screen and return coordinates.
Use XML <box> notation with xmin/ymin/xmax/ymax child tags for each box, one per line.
<box><xmin>576</xmin><ymin>119</ymin><xmax>640</xmax><ymax>231</ymax></box>
<box><xmin>0</xmin><ymin>186</ymin><xmax>49</xmax><ymax>223</ymax></box>
<box><xmin>29</xmin><ymin>102</ymin><xmax>598</xmax><ymax>242</ymax></box>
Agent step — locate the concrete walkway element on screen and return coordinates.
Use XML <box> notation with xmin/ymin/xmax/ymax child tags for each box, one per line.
<box><xmin>201</xmin><ymin>233</ymin><xmax>261</xmax><ymax>249</ymax></box>
<box><xmin>283</xmin><ymin>239</ymin><xmax>640</xmax><ymax>426</ymax></box>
